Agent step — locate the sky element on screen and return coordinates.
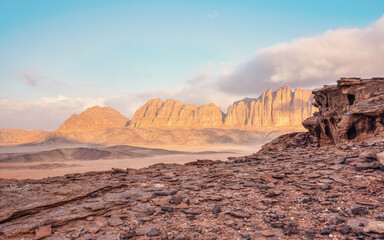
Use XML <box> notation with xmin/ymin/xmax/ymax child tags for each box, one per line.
<box><xmin>1</xmin><ymin>0</ymin><xmax>384</xmax><ymax>130</ymax></box>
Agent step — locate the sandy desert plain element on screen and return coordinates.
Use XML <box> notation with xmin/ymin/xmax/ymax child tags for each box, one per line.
<box><xmin>0</xmin><ymin>143</ymin><xmax>261</xmax><ymax>180</ymax></box>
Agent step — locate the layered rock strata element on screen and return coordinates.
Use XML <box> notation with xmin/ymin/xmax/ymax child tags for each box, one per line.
<box><xmin>225</xmin><ymin>86</ymin><xmax>314</xmax><ymax>128</ymax></box>
<box><xmin>128</xmin><ymin>86</ymin><xmax>314</xmax><ymax>130</ymax></box>
<box><xmin>303</xmin><ymin>78</ymin><xmax>384</xmax><ymax>146</ymax></box>
<box><xmin>1</xmin><ymin>139</ymin><xmax>384</xmax><ymax>239</ymax></box>
<box><xmin>127</xmin><ymin>99</ymin><xmax>225</xmax><ymax>129</ymax></box>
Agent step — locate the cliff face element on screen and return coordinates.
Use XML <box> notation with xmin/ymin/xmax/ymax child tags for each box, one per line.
<box><xmin>127</xmin><ymin>99</ymin><xmax>225</xmax><ymax>129</ymax></box>
<box><xmin>55</xmin><ymin>106</ymin><xmax>129</xmax><ymax>134</ymax></box>
<box><xmin>303</xmin><ymin>77</ymin><xmax>384</xmax><ymax>145</ymax></box>
<box><xmin>225</xmin><ymin>86</ymin><xmax>314</xmax><ymax>128</ymax></box>
<box><xmin>128</xmin><ymin>86</ymin><xmax>314</xmax><ymax>130</ymax></box>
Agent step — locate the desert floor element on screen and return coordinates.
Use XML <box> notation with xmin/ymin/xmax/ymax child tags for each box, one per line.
<box><xmin>0</xmin><ymin>144</ymin><xmax>261</xmax><ymax>180</ymax></box>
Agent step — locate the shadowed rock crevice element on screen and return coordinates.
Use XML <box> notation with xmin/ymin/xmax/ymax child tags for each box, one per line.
<box><xmin>303</xmin><ymin>77</ymin><xmax>384</xmax><ymax>146</ymax></box>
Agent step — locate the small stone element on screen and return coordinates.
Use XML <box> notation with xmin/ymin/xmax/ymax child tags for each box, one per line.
<box><xmin>243</xmin><ymin>181</ymin><xmax>255</xmax><ymax>187</ymax></box>
<box><xmin>321</xmin><ymin>184</ymin><xmax>331</xmax><ymax>191</ymax></box>
<box><xmin>160</xmin><ymin>228</ymin><xmax>168</xmax><ymax>239</ymax></box>
<box><xmin>108</xmin><ymin>217</ymin><xmax>124</xmax><ymax>226</ymax></box>
<box><xmin>120</xmin><ymin>231</ymin><xmax>136</xmax><ymax>239</ymax></box>
<box><xmin>212</xmin><ymin>205</ymin><xmax>222</xmax><ymax>214</ymax></box>
<box><xmin>363</xmin><ymin>221</ymin><xmax>384</xmax><ymax>234</ymax></box>
<box><xmin>175</xmin><ymin>202</ymin><xmax>189</xmax><ymax>209</ymax></box>
<box><xmin>377</xmin><ymin>152</ymin><xmax>384</xmax><ymax>165</ymax></box>
<box><xmin>161</xmin><ymin>206</ymin><xmax>174</xmax><ymax>212</ymax></box>
<box><xmin>154</xmin><ymin>190</ymin><xmax>177</xmax><ymax>196</ymax></box>
<box><xmin>261</xmin><ymin>173</ymin><xmax>278</xmax><ymax>183</ymax></box>
<box><xmin>265</xmin><ymin>189</ymin><xmax>282</xmax><ymax>197</ymax></box>
<box><xmin>340</xmin><ymin>225</ymin><xmax>351</xmax><ymax>235</ymax></box>
<box><xmin>181</xmin><ymin>209</ymin><xmax>201</xmax><ymax>215</ymax></box>
<box><xmin>263</xmin><ymin>217</ymin><xmax>271</xmax><ymax>223</ymax></box>
<box><xmin>320</xmin><ymin>228</ymin><xmax>331</xmax><ymax>235</ymax></box>
<box><xmin>271</xmin><ymin>222</ymin><xmax>285</xmax><ymax>228</ymax></box>
<box><xmin>136</xmin><ymin>193</ymin><xmax>153</xmax><ymax>203</ymax></box>
<box><xmin>146</xmin><ymin>228</ymin><xmax>160</xmax><ymax>237</ymax></box>
<box><xmin>348</xmin><ymin>206</ymin><xmax>368</xmax><ymax>215</ymax></box>
<box><xmin>284</xmin><ymin>222</ymin><xmax>299</xmax><ymax>235</ymax></box>
<box><xmin>226</xmin><ymin>211</ymin><xmax>251</xmax><ymax>219</ymax></box>
<box><xmin>259</xmin><ymin>230</ymin><xmax>274</xmax><ymax>237</ymax></box>
<box><xmin>83</xmin><ymin>202</ymin><xmax>105</xmax><ymax>211</ymax></box>
<box><xmin>171</xmin><ymin>195</ymin><xmax>183</xmax><ymax>204</ymax></box>
<box><xmin>35</xmin><ymin>225</ymin><xmax>52</xmax><ymax>240</ymax></box>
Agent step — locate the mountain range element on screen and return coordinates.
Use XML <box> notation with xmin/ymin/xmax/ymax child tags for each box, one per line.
<box><xmin>0</xmin><ymin>86</ymin><xmax>315</xmax><ymax>146</ymax></box>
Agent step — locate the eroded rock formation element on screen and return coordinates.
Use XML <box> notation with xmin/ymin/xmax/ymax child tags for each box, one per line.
<box><xmin>127</xmin><ymin>99</ymin><xmax>225</xmax><ymax>129</ymax></box>
<box><xmin>2</xmin><ymin>139</ymin><xmax>384</xmax><ymax>239</ymax></box>
<box><xmin>225</xmin><ymin>86</ymin><xmax>314</xmax><ymax>128</ymax></box>
<box><xmin>128</xmin><ymin>86</ymin><xmax>314</xmax><ymax>130</ymax></box>
<box><xmin>303</xmin><ymin>78</ymin><xmax>384</xmax><ymax>146</ymax></box>
<box><xmin>0</xmin><ymin>86</ymin><xmax>315</xmax><ymax>146</ymax></box>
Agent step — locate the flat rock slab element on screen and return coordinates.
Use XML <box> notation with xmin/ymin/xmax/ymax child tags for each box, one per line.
<box><xmin>1</xmin><ymin>140</ymin><xmax>384</xmax><ymax>239</ymax></box>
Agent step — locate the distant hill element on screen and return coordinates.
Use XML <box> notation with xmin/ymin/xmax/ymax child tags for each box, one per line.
<box><xmin>0</xmin><ymin>86</ymin><xmax>315</xmax><ymax>146</ymax></box>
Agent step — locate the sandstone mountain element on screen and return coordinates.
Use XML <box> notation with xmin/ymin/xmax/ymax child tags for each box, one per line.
<box><xmin>0</xmin><ymin>86</ymin><xmax>314</xmax><ymax>146</ymax></box>
<box><xmin>127</xmin><ymin>86</ymin><xmax>314</xmax><ymax>130</ymax></box>
<box><xmin>225</xmin><ymin>86</ymin><xmax>314</xmax><ymax>128</ymax></box>
<box><xmin>127</xmin><ymin>99</ymin><xmax>225</xmax><ymax>129</ymax></box>
<box><xmin>55</xmin><ymin>106</ymin><xmax>129</xmax><ymax>134</ymax></box>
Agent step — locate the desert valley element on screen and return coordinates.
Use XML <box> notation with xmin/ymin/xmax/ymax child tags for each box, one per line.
<box><xmin>1</xmin><ymin>78</ymin><xmax>384</xmax><ymax>240</ymax></box>
<box><xmin>0</xmin><ymin>86</ymin><xmax>314</xmax><ymax>179</ymax></box>
<box><xmin>1</xmin><ymin>2</ymin><xmax>384</xmax><ymax>240</ymax></box>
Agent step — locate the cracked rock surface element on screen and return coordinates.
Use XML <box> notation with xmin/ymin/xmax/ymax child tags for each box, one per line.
<box><xmin>1</xmin><ymin>139</ymin><xmax>384</xmax><ymax>239</ymax></box>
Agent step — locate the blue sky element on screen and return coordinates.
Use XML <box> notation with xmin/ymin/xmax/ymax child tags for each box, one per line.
<box><xmin>1</xmin><ymin>1</ymin><xmax>384</xmax><ymax>129</ymax></box>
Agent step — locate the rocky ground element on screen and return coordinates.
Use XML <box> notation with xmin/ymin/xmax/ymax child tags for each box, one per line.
<box><xmin>1</xmin><ymin>139</ymin><xmax>384</xmax><ymax>240</ymax></box>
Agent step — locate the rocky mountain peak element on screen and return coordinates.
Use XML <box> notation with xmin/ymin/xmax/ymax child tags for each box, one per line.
<box><xmin>225</xmin><ymin>86</ymin><xmax>314</xmax><ymax>128</ymax></box>
<box><xmin>55</xmin><ymin>106</ymin><xmax>129</xmax><ymax>133</ymax></box>
<box><xmin>127</xmin><ymin>98</ymin><xmax>224</xmax><ymax>129</ymax></box>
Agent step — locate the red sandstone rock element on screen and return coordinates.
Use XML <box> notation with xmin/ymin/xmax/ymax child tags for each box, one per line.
<box><xmin>55</xmin><ymin>106</ymin><xmax>129</xmax><ymax>133</ymax></box>
<box><xmin>303</xmin><ymin>77</ymin><xmax>384</xmax><ymax>146</ymax></box>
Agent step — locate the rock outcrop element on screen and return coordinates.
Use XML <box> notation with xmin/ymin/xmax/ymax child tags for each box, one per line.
<box><xmin>128</xmin><ymin>86</ymin><xmax>314</xmax><ymax>130</ymax></box>
<box><xmin>303</xmin><ymin>78</ymin><xmax>384</xmax><ymax>146</ymax></box>
<box><xmin>2</xmin><ymin>138</ymin><xmax>384</xmax><ymax>239</ymax></box>
<box><xmin>0</xmin><ymin>86</ymin><xmax>314</xmax><ymax>146</ymax></box>
<box><xmin>127</xmin><ymin>99</ymin><xmax>225</xmax><ymax>129</ymax></box>
<box><xmin>55</xmin><ymin>106</ymin><xmax>129</xmax><ymax>134</ymax></box>
<box><xmin>225</xmin><ymin>86</ymin><xmax>314</xmax><ymax>128</ymax></box>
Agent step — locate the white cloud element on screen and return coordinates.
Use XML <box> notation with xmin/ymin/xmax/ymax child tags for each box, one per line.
<box><xmin>218</xmin><ymin>15</ymin><xmax>384</xmax><ymax>94</ymax></box>
<box><xmin>0</xmin><ymin>96</ymin><xmax>105</xmax><ymax>130</ymax></box>
<box><xmin>2</xmin><ymin>15</ymin><xmax>384</xmax><ymax>130</ymax></box>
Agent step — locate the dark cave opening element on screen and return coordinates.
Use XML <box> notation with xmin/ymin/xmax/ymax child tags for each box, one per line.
<box><xmin>347</xmin><ymin>125</ymin><xmax>357</xmax><ymax>139</ymax></box>
<box><xmin>347</xmin><ymin>94</ymin><xmax>355</xmax><ymax>105</ymax></box>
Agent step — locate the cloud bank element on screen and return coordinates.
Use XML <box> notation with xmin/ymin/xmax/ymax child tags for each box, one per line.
<box><xmin>218</xmin><ymin>15</ymin><xmax>384</xmax><ymax>94</ymax></box>
<box><xmin>0</xmin><ymin>96</ymin><xmax>105</xmax><ymax>130</ymax></box>
<box><xmin>2</xmin><ymin>15</ymin><xmax>384</xmax><ymax>130</ymax></box>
